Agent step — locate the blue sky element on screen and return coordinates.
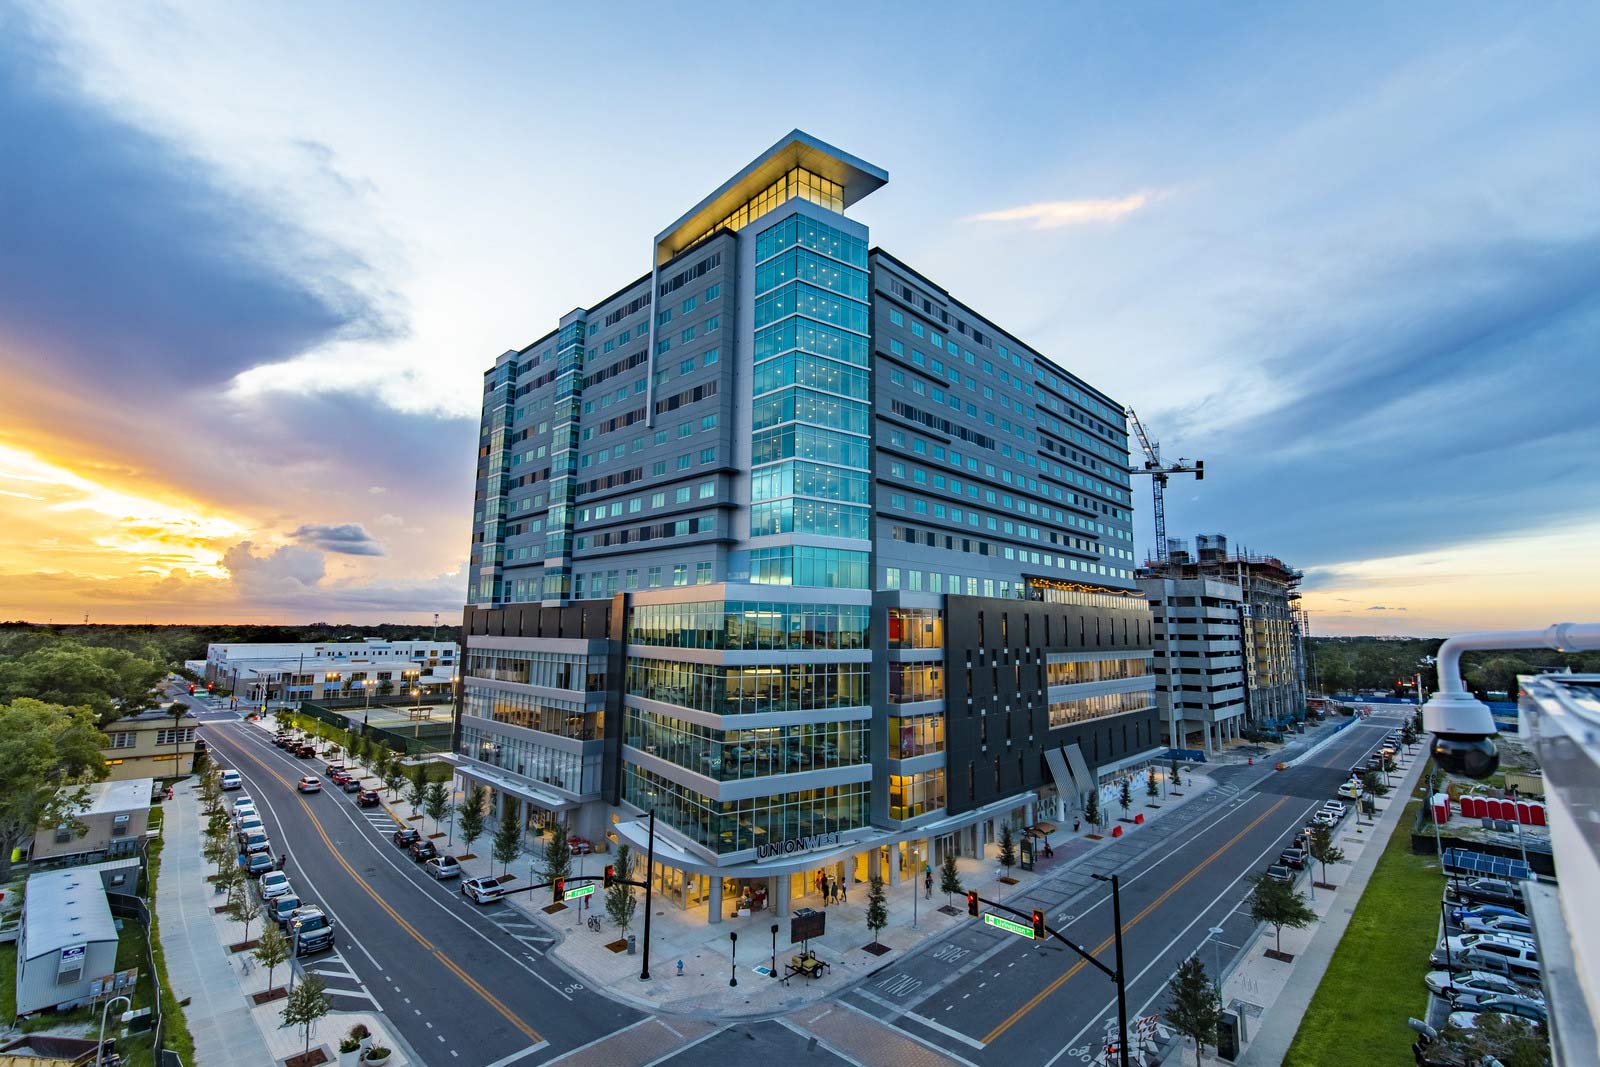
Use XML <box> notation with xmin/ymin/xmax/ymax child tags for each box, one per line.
<box><xmin>0</xmin><ymin>1</ymin><xmax>1595</xmax><ymax>631</ymax></box>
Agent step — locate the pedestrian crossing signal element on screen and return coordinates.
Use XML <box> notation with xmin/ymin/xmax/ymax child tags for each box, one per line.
<box><xmin>553</xmin><ymin>878</ymin><xmax>565</xmax><ymax>902</ymax></box>
<box><xmin>966</xmin><ymin>891</ymin><xmax>979</xmax><ymax>917</ymax></box>
<box><xmin>1032</xmin><ymin>910</ymin><xmax>1046</xmax><ymax>939</ymax></box>
<box><xmin>604</xmin><ymin>865</ymin><xmax>616</xmax><ymax>889</ymax></box>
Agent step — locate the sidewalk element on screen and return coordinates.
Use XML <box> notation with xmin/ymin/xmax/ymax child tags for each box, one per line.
<box><xmin>160</xmin><ymin>773</ymin><xmax>416</xmax><ymax>1067</ymax></box>
<box><xmin>1152</xmin><ymin>727</ymin><xmax>1427</xmax><ymax>1065</ymax></box>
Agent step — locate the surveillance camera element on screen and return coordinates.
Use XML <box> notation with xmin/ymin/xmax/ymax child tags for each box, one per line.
<box><xmin>1422</xmin><ymin>691</ymin><xmax>1499</xmax><ymax>780</ymax></box>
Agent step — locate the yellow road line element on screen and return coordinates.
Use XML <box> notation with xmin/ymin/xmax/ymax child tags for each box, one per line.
<box><xmin>981</xmin><ymin>796</ymin><xmax>1290</xmax><ymax>1045</ymax></box>
<box><xmin>226</xmin><ymin>733</ymin><xmax>544</xmax><ymax>1044</ymax></box>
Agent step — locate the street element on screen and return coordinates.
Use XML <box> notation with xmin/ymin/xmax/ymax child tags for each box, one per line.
<box><xmin>837</xmin><ymin>715</ymin><xmax>1406</xmax><ymax>1066</ymax></box>
<box><xmin>200</xmin><ymin>717</ymin><xmax>644</xmax><ymax>1067</ymax></box>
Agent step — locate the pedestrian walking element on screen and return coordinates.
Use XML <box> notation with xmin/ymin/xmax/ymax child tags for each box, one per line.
<box><xmin>840</xmin><ymin>880</ymin><xmax>847</xmax><ymax>903</ymax></box>
<box><xmin>822</xmin><ymin>875</ymin><xmax>832</xmax><ymax>905</ymax></box>
<box><xmin>1074</xmin><ymin>818</ymin><xmax>1081</xmax><ymax>833</ymax></box>
<box><xmin>925</xmin><ymin>870</ymin><xmax>933</xmax><ymax>900</ymax></box>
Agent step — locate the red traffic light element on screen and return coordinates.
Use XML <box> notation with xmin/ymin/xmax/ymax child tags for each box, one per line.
<box><xmin>206</xmin><ymin>683</ymin><xmax>214</xmax><ymax>692</ymax></box>
<box><xmin>553</xmin><ymin>877</ymin><xmax>565</xmax><ymax>902</ymax></box>
<box><xmin>187</xmin><ymin>684</ymin><xmax>196</xmax><ymax>694</ymax></box>
<box><xmin>603</xmin><ymin>865</ymin><xmax>616</xmax><ymax>889</ymax></box>
<box><xmin>966</xmin><ymin>891</ymin><xmax>979</xmax><ymax>917</ymax></box>
<box><xmin>1032</xmin><ymin>909</ymin><xmax>1046</xmax><ymax>939</ymax></box>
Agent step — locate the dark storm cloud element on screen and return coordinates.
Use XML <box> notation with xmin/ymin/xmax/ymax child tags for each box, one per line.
<box><xmin>1165</xmin><ymin>233</ymin><xmax>1600</xmax><ymax>570</ymax></box>
<box><xmin>0</xmin><ymin>8</ymin><xmax>400</xmax><ymax>394</ymax></box>
<box><xmin>290</xmin><ymin>522</ymin><xmax>386</xmax><ymax>556</ymax></box>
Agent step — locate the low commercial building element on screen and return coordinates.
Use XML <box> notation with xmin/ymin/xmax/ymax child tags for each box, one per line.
<box><xmin>30</xmin><ymin>779</ymin><xmax>152</xmax><ymax>867</ymax></box>
<box><xmin>14</xmin><ymin>867</ymin><xmax>120</xmax><ymax>1015</ymax></box>
<box><xmin>101</xmin><ymin>706</ymin><xmax>198</xmax><ymax>781</ymax></box>
<box><xmin>1138</xmin><ymin>533</ymin><xmax>1307</xmax><ymax>752</ymax></box>
<box><xmin>203</xmin><ymin>639</ymin><xmax>458</xmax><ymax>704</ymax></box>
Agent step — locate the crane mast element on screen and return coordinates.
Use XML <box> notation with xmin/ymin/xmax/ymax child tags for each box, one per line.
<box><xmin>1124</xmin><ymin>407</ymin><xmax>1204</xmax><ymax>567</ymax></box>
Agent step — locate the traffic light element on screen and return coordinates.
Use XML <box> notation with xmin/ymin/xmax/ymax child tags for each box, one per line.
<box><xmin>1032</xmin><ymin>909</ymin><xmax>1046</xmax><ymax>939</ymax></box>
<box><xmin>603</xmin><ymin>865</ymin><xmax>616</xmax><ymax>889</ymax></box>
<box><xmin>553</xmin><ymin>878</ymin><xmax>565</xmax><ymax>902</ymax></box>
<box><xmin>187</xmin><ymin>684</ymin><xmax>196</xmax><ymax>695</ymax></box>
<box><xmin>1194</xmin><ymin>459</ymin><xmax>1205</xmax><ymax>481</ymax></box>
<box><xmin>206</xmin><ymin>683</ymin><xmax>214</xmax><ymax>692</ymax></box>
<box><xmin>966</xmin><ymin>891</ymin><xmax>979</xmax><ymax>917</ymax></box>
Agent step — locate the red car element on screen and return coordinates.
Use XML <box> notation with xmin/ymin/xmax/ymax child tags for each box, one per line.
<box><xmin>356</xmin><ymin>789</ymin><xmax>381</xmax><ymax>808</ymax></box>
<box><xmin>568</xmin><ymin>836</ymin><xmax>593</xmax><ymax>855</ymax></box>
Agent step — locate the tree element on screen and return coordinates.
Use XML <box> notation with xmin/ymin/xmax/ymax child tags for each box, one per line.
<box><xmin>866</xmin><ymin>875</ymin><xmax>889</xmax><ymax>949</ymax></box>
<box><xmin>458</xmin><ymin>785</ymin><xmax>488</xmax><ymax>858</ymax></box>
<box><xmin>540</xmin><ymin>823</ymin><xmax>572</xmax><ymax>889</ymax></box>
<box><xmin>167</xmin><ymin>701</ymin><xmax>191</xmax><ymax>777</ymax></box>
<box><xmin>1360</xmin><ymin>770</ymin><xmax>1389</xmax><ymax>798</ymax></box>
<box><xmin>229</xmin><ymin>888</ymin><xmax>263</xmax><ymax>945</ymax></box>
<box><xmin>1308</xmin><ymin>824</ymin><xmax>1346</xmax><ymax>885</ymax></box>
<box><xmin>939</xmin><ymin>852</ymin><xmax>962</xmax><ymax>907</ymax></box>
<box><xmin>997</xmin><ymin>822</ymin><xmax>1017</xmax><ymax>875</ymax></box>
<box><xmin>1119</xmin><ymin>778</ymin><xmax>1133</xmax><ymax>819</ymax></box>
<box><xmin>1084</xmin><ymin>789</ymin><xmax>1102</xmax><ymax>829</ymax></box>
<box><xmin>216</xmin><ymin>858</ymin><xmax>246</xmax><ymax>905</ymax></box>
<box><xmin>254</xmin><ymin>924</ymin><xmax>291</xmax><ymax>994</ymax></box>
<box><xmin>1165</xmin><ymin>955</ymin><xmax>1222</xmax><ymax>1066</ymax></box>
<box><xmin>424</xmin><ymin>780</ymin><xmax>450</xmax><ymax>834</ymax></box>
<box><xmin>605</xmin><ymin>843</ymin><xmax>637</xmax><ymax>934</ymax></box>
<box><xmin>383</xmin><ymin>756</ymin><xmax>406</xmax><ymax>799</ymax></box>
<box><xmin>0</xmin><ymin>698</ymin><xmax>108</xmax><ymax>881</ymax></box>
<box><xmin>1400</xmin><ymin>719</ymin><xmax>1419</xmax><ymax>749</ymax></box>
<box><xmin>1249</xmin><ymin>875</ymin><xmax>1316</xmax><ymax>954</ymax></box>
<box><xmin>1445</xmin><ymin>1014</ymin><xmax>1550</xmax><ymax>1067</ymax></box>
<box><xmin>491</xmin><ymin>802</ymin><xmax>521</xmax><ymax>876</ymax></box>
<box><xmin>1170</xmin><ymin>759</ymin><xmax>1182</xmax><ymax>789</ymax></box>
<box><xmin>280</xmin><ymin>972</ymin><xmax>331</xmax><ymax>1057</ymax></box>
<box><xmin>407</xmin><ymin>764</ymin><xmax>428</xmax><ymax>812</ymax></box>
<box><xmin>349</xmin><ymin>734</ymin><xmax>370</xmax><ymax>769</ymax></box>
<box><xmin>1147</xmin><ymin>767</ymin><xmax>1160</xmax><ymax>802</ymax></box>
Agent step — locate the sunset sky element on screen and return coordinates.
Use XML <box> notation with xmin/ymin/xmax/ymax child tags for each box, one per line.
<box><xmin>2</xmin><ymin>2</ymin><xmax>1596</xmax><ymax>634</ymax></box>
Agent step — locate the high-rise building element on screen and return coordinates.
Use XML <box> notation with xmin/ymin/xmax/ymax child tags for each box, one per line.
<box><xmin>459</xmin><ymin>131</ymin><xmax>1157</xmax><ymax>922</ymax></box>
<box><xmin>1138</xmin><ymin>533</ymin><xmax>1306</xmax><ymax>752</ymax></box>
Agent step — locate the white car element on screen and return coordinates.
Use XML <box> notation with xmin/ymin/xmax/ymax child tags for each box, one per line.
<box><xmin>235</xmin><ymin>816</ymin><xmax>265</xmax><ymax>842</ymax></box>
<box><xmin>462</xmin><ymin>877</ymin><xmax>506</xmax><ymax>904</ymax></box>
<box><xmin>1460</xmin><ymin>914</ymin><xmax>1534</xmax><ymax>938</ymax></box>
<box><xmin>259</xmin><ymin>871</ymin><xmax>293</xmax><ymax>899</ymax></box>
<box><xmin>1337</xmin><ymin>780</ymin><xmax>1364</xmax><ymax>800</ymax></box>
<box><xmin>232</xmin><ymin>795</ymin><xmax>254</xmax><ymax>812</ymax></box>
<box><xmin>1312</xmin><ymin>810</ymin><xmax>1339</xmax><ymax>828</ymax></box>
<box><xmin>426</xmin><ymin>856</ymin><xmax>462</xmax><ymax>880</ymax></box>
<box><xmin>1425</xmin><ymin>969</ymin><xmax>1526</xmax><ymax>999</ymax></box>
<box><xmin>220</xmin><ymin>770</ymin><xmax>242</xmax><ymax>791</ymax></box>
<box><xmin>1320</xmin><ymin>800</ymin><xmax>1347</xmax><ymax>817</ymax></box>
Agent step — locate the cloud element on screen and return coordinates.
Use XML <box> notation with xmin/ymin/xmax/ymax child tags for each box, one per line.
<box><xmin>221</xmin><ymin>541</ymin><xmax>325</xmax><ymax>597</ymax></box>
<box><xmin>1365</xmin><ymin>605</ymin><xmax>1408</xmax><ymax>612</ymax></box>
<box><xmin>966</xmin><ymin>193</ymin><xmax>1155</xmax><ymax>229</ymax></box>
<box><xmin>290</xmin><ymin>522</ymin><xmax>385</xmax><ymax>556</ymax></box>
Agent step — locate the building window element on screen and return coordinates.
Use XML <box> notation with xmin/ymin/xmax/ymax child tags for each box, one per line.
<box><xmin>695</xmin><ymin>562</ymin><xmax>713</xmax><ymax>584</ymax></box>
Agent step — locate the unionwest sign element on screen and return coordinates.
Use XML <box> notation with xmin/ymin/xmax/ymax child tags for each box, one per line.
<box><xmin>755</xmin><ymin>831</ymin><xmax>841</xmax><ymax>861</ymax></box>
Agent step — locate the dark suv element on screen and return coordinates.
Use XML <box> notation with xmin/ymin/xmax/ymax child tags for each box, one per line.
<box><xmin>410</xmin><ymin>840</ymin><xmax>439</xmax><ymax>863</ymax></box>
<box><xmin>289</xmin><ymin>907</ymin><xmax>335</xmax><ymax>956</ymax></box>
<box><xmin>393</xmin><ymin>828</ymin><xmax>420</xmax><ymax>849</ymax></box>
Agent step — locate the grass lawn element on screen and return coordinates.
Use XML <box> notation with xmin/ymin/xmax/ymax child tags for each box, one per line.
<box><xmin>1283</xmin><ymin>797</ymin><xmax>1439</xmax><ymax>1066</ymax></box>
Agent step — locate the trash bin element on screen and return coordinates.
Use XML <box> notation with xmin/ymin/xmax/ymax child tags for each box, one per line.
<box><xmin>627</xmin><ymin>935</ymin><xmax>637</xmax><ymax>955</ymax></box>
<box><xmin>1216</xmin><ymin>1010</ymin><xmax>1241</xmax><ymax>1060</ymax></box>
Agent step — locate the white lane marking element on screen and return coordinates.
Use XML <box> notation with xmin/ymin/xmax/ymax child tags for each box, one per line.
<box><xmin>905</xmin><ymin>1011</ymin><xmax>988</xmax><ymax>1051</ymax></box>
<box><xmin>483</xmin><ymin>1039</ymin><xmax>561</xmax><ymax>1067</ymax></box>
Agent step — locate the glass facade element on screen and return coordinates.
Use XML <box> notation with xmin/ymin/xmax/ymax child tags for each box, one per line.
<box><xmin>627</xmin><ymin>658</ymin><xmax>868</xmax><ymax>715</ymax></box>
<box><xmin>888</xmin><ymin>714</ymin><xmax>945</xmax><ymax>759</ymax></box>
<box><xmin>465</xmin><ymin>648</ymin><xmax>607</xmax><ymax>689</ymax></box>
<box><xmin>887</xmin><ymin>608</ymin><xmax>944</xmax><ymax>649</ymax></box>
<box><xmin>541</xmin><ymin>317</ymin><xmax>587</xmax><ymax>601</ymax></box>
<box><xmin>623</xmin><ymin>764</ymin><xmax>868</xmax><ymax>855</ymax></box>
<box><xmin>888</xmin><ymin>662</ymin><xmax>945</xmax><ymax>704</ymax></box>
<box><xmin>625</xmin><ymin>709</ymin><xmax>867</xmax><ymax>781</ymax></box>
<box><xmin>463</xmin><ymin>686</ymin><xmax>602</xmax><ymax>741</ymax></box>
<box><xmin>748</xmin><ymin>546</ymin><xmax>869</xmax><ymax>588</ymax></box>
<box><xmin>749</xmin><ymin>212</ymin><xmax>872</xmax><ymax>587</ymax></box>
<box><xmin>461</xmin><ymin>721</ymin><xmax>601</xmax><ymax>794</ymax></box>
<box><xmin>1044</xmin><ymin>655</ymin><xmax>1150</xmax><ymax>686</ymax></box>
<box><xmin>1047</xmin><ymin>689</ymin><xmax>1157</xmax><ymax>728</ymax></box>
<box><xmin>888</xmin><ymin>769</ymin><xmax>946</xmax><ymax>821</ymax></box>
<box><xmin>629</xmin><ymin>601</ymin><xmax>869</xmax><ymax>650</ymax></box>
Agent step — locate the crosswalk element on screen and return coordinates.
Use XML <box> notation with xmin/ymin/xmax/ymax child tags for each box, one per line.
<box><xmin>360</xmin><ymin>808</ymin><xmax>401</xmax><ymax>834</ymax></box>
<box><xmin>297</xmin><ymin>948</ymin><xmax>381</xmax><ymax>1010</ymax></box>
<box><xmin>487</xmin><ymin>915</ymin><xmax>555</xmax><ymax>961</ymax></box>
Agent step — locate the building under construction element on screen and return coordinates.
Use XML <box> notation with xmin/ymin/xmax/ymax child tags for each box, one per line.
<box><xmin>1136</xmin><ymin>533</ymin><xmax>1307</xmax><ymax>754</ymax></box>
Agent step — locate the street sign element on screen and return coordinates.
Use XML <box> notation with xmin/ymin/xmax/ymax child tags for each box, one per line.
<box><xmin>983</xmin><ymin>912</ymin><xmax>1037</xmax><ymax>939</ymax></box>
<box><xmin>565</xmin><ymin>882</ymin><xmax>596</xmax><ymax>900</ymax></box>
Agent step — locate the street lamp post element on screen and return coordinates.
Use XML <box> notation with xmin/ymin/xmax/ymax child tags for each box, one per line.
<box><xmin>729</xmin><ymin>931</ymin><xmax>738</xmax><ymax>987</ymax></box>
<box><xmin>770</xmin><ymin>922</ymin><xmax>779</xmax><ymax>979</ymax></box>
<box><xmin>911</xmin><ymin>846</ymin><xmax>919</xmax><ymax>929</ymax></box>
<box><xmin>1207</xmin><ymin>925</ymin><xmax>1225</xmax><ymax>990</ymax></box>
<box><xmin>1091</xmin><ymin>872</ymin><xmax>1131</xmax><ymax>1067</ymax></box>
<box><xmin>97</xmin><ymin>994</ymin><xmax>131</xmax><ymax>1067</ymax></box>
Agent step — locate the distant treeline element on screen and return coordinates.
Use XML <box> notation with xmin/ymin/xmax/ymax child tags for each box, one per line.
<box><xmin>1310</xmin><ymin>635</ymin><xmax>1600</xmax><ymax>698</ymax></box>
<box><xmin>0</xmin><ymin>621</ymin><xmax>464</xmax><ymax>669</ymax></box>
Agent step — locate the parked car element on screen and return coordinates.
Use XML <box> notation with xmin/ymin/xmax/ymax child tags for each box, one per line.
<box><xmin>243</xmin><ymin>852</ymin><xmax>274</xmax><ymax>877</ymax></box>
<box><xmin>1425</xmin><ymin>969</ymin><xmax>1527</xmax><ymax>999</ymax></box>
<box><xmin>235</xmin><ymin>816</ymin><xmax>265</xmax><ymax>843</ymax></box>
<box><xmin>425</xmin><ymin>855</ymin><xmax>461</xmax><ymax>879</ymax></box>
<box><xmin>1447</xmin><ymin>903</ymin><xmax>1522</xmax><ymax>926</ymax></box>
<box><xmin>294</xmin><ymin>743</ymin><xmax>316</xmax><ymax>758</ymax></box>
<box><xmin>232</xmin><ymin>795</ymin><xmax>255</xmax><ymax>812</ymax></box>
<box><xmin>1320</xmin><ymin>800</ymin><xmax>1347</xmax><ymax>819</ymax></box>
<box><xmin>393</xmin><ymin>828</ymin><xmax>420</xmax><ymax>848</ymax></box>
<box><xmin>1312</xmin><ymin>810</ymin><xmax>1339</xmax><ymax>828</ymax></box>
<box><xmin>1264</xmin><ymin>864</ymin><xmax>1293</xmax><ymax>884</ymax></box>
<box><xmin>220</xmin><ymin>770</ymin><xmax>242</xmax><ymax>791</ymax></box>
<box><xmin>410</xmin><ymin>840</ymin><xmax>438</xmax><ymax>863</ymax></box>
<box><xmin>1446</xmin><ymin>998</ymin><xmax>1549</xmax><ymax>1030</ymax></box>
<box><xmin>357</xmin><ymin>789</ymin><xmax>381</xmax><ymax>808</ymax></box>
<box><xmin>1431</xmin><ymin>934</ymin><xmax>1542</xmax><ymax>984</ymax></box>
<box><xmin>274</xmin><ymin>733</ymin><xmax>294</xmax><ymax>748</ymax></box>
<box><xmin>462</xmin><ymin>877</ymin><xmax>507</xmax><ymax>904</ymax></box>
<box><xmin>1279</xmin><ymin>848</ymin><xmax>1308</xmax><ymax>870</ymax></box>
<box><xmin>272</xmin><ymin>894</ymin><xmax>304</xmax><ymax>928</ymax></box>
<box><xmin>568</xmin><ymin>836</ymin><xmax>593</xmax><ymax>855</ymax></box>
<box><xmin>1460</xmin><ymin>914</ymin><xmax>1534</xmax><ymax>938</ymax></box>
<box><xmin>1446</xmin><ymin>878</ymin><xmax>1526</xmax><ymax>910</ymax></box>
<box><xmin>259</xmin><ymin>871</ymin><xmax>293</xmax><ymax>900</ymax></box>
<box><xmin>1337</xmin><ymin>780</ymin><xmax>1364</xmax><ymax>800</ymax></box>
<box><xmin>288</xmin><ymin>907</ymin><xmax>335</xmax><ymax>956</ymax></box>
<box><xmin>340</xmin><ymin>776</ymin><xmax>364</xmax><ymax>793</ymax></box>
<box><xmin>1447</xmin><ymin>990</ymin><xmax>1546</xmax><ymax>1016</ymax></box>
<box><xmin>297</xmin><ymin>776</ymin><xmax>322</xmax><ymax>793</ymax></box>
<box><xmin>232</xmin><ymin>804</ymin><xmax>258</xmax><ymax>826</ymax></box>
<box><xmin>242</xmin><ymin>830</ymin><xmax>271</xmax><ymax>856</ymax></box>
<box><xmin>323</xmin><ymin>760</ymin><xmax>347</xmax><ymax>776</ymax></box>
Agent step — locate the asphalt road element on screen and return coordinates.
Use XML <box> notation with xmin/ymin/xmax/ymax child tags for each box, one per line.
<box><xmin>201</xmin><ymin>717</ymin><xmax>644</xmax><ymax>1067</ymax></box>
<box><xmin>839</xmin><ymin>714</ymin><xmax>1409</xmax><ymax>1067</ymax></box>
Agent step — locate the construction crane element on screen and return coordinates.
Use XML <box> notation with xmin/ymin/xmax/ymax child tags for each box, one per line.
<box><xmin>1124</xmin><ymin>407</ymin><xmax>1204</xmax><ymax>567</ymax></box>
